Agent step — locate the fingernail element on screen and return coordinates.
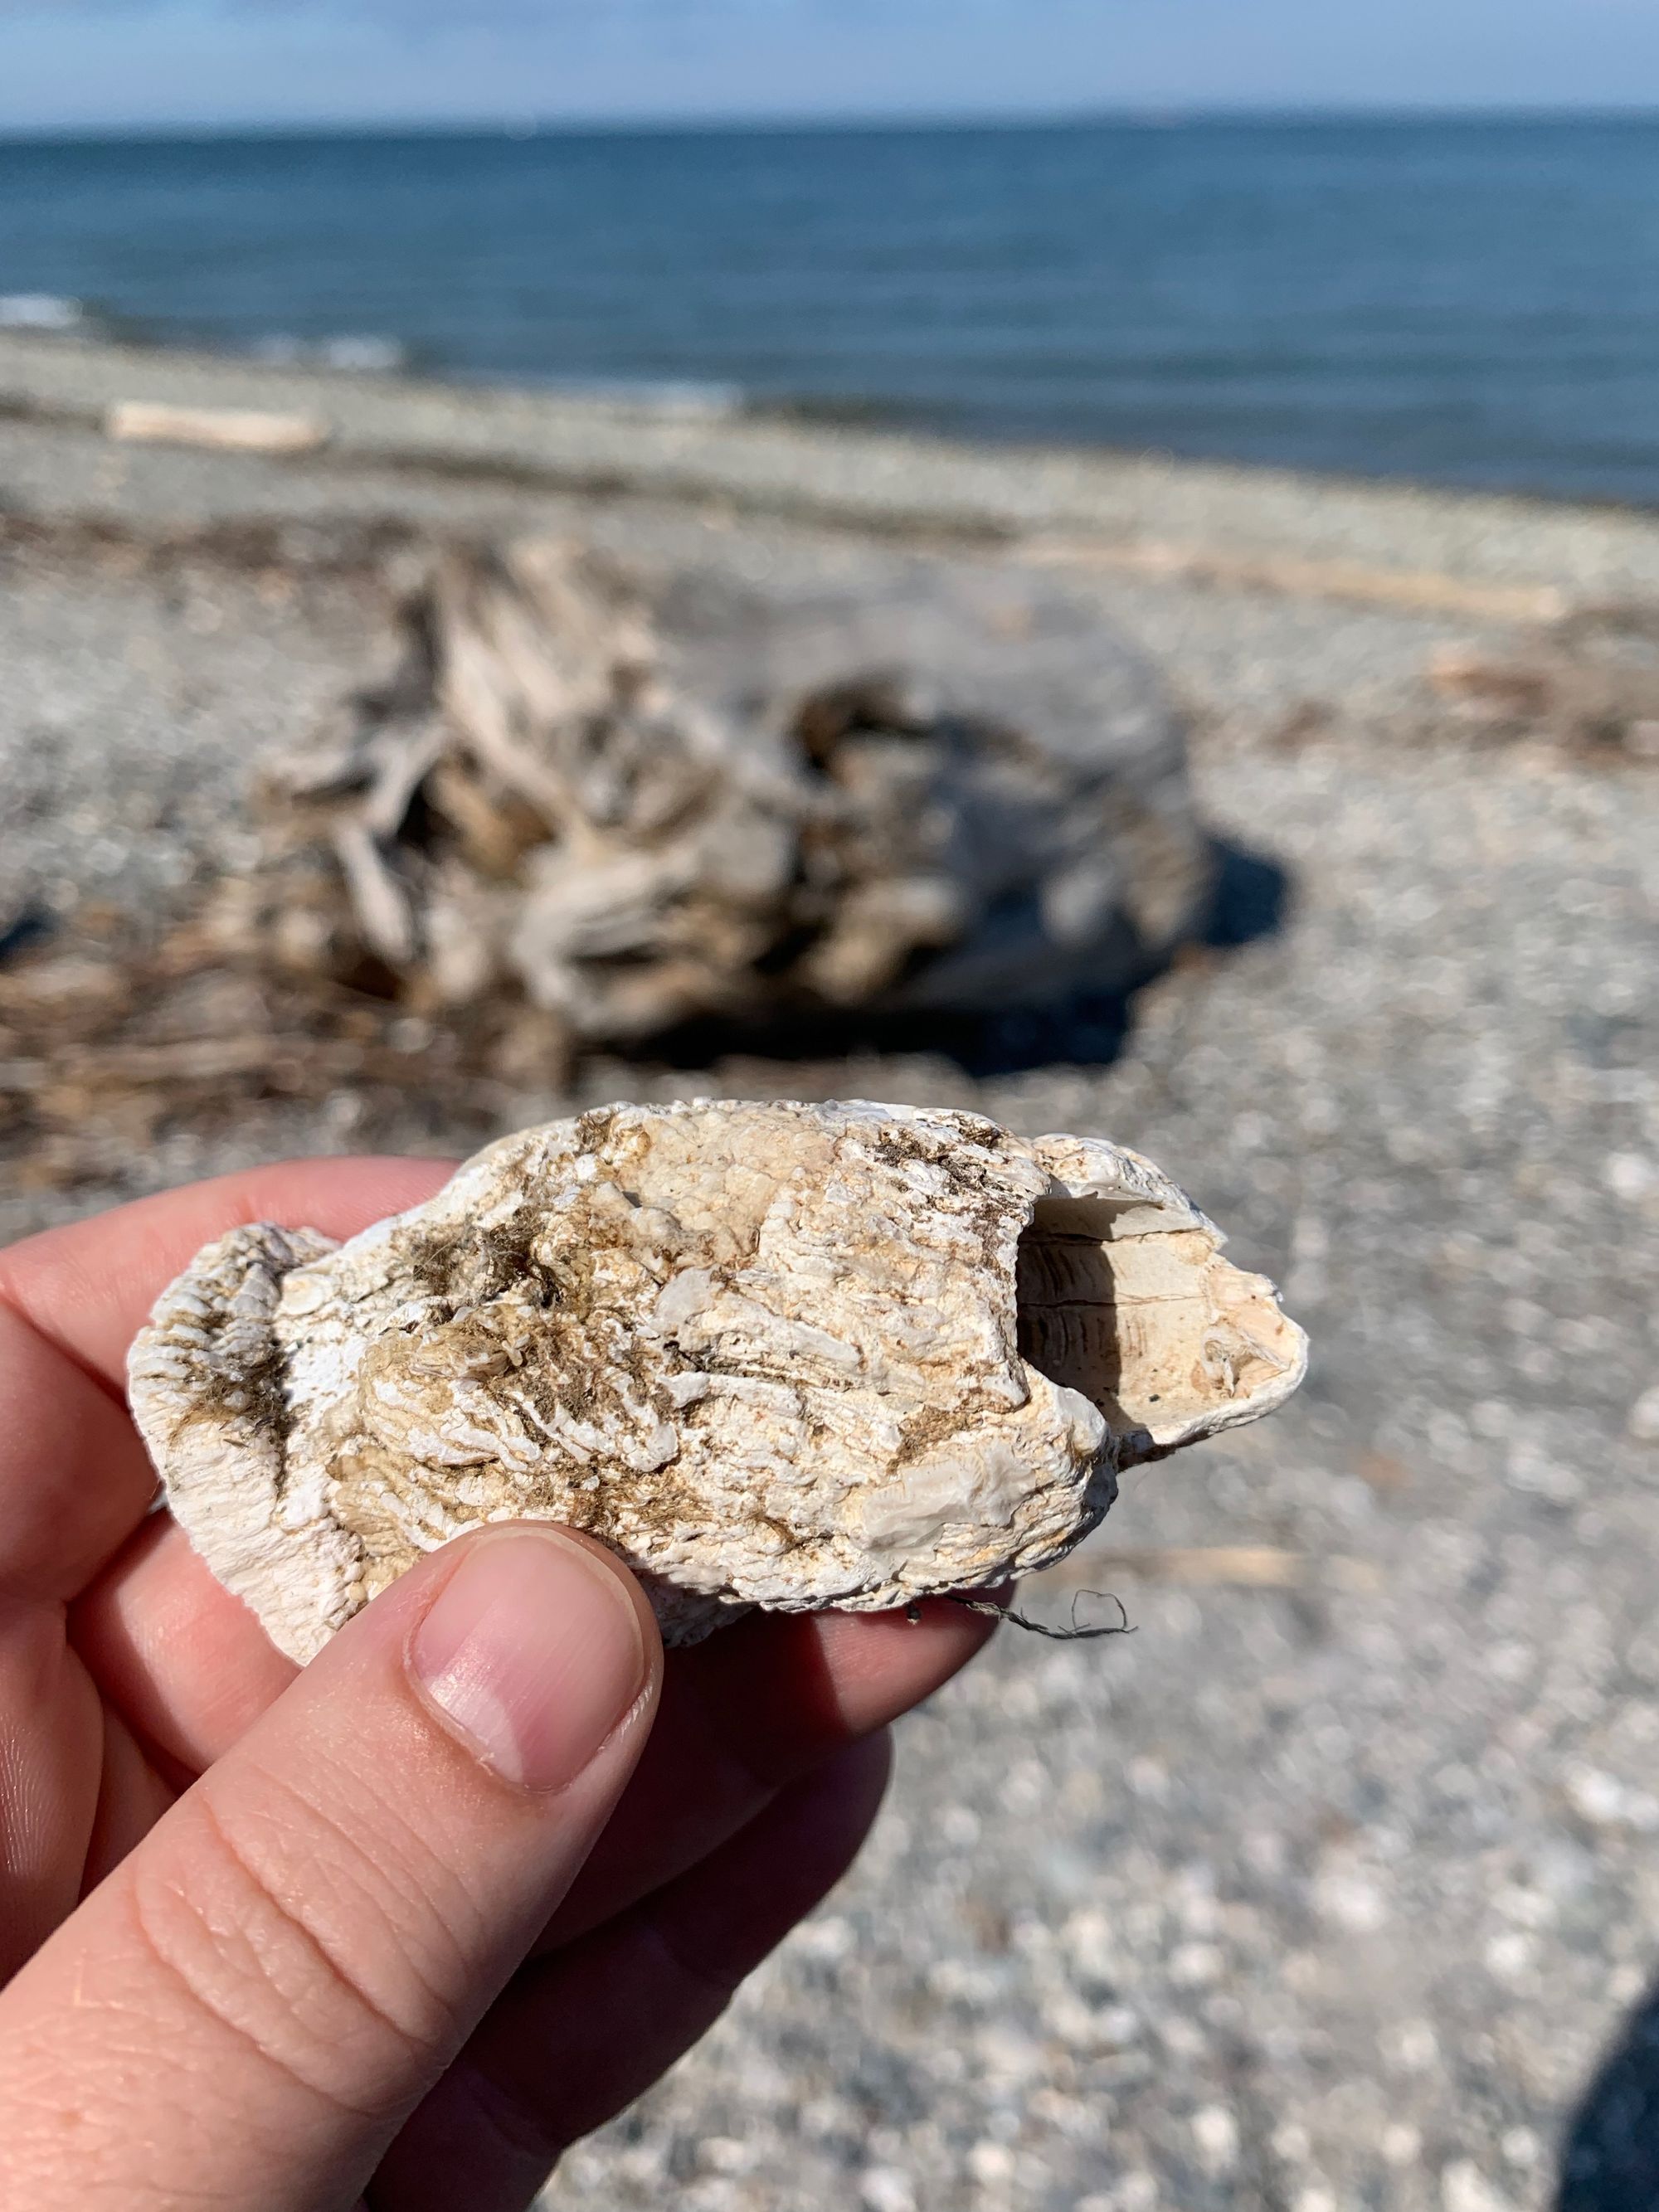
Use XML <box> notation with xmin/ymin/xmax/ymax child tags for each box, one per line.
<box><xmin>410</xmin><ymin>1530</ymin><xmax>648</xmax><ymax>1791</ymax></box>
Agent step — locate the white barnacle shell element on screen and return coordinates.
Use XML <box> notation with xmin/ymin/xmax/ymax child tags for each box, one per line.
<box><xmin>128</xmin><ymin>1102</ymin><xmax>1306</xmax><ymax>1657</ymax></box>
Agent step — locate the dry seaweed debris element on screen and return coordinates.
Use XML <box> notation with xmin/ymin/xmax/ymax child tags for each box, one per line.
<box><xmin>1428</xmin><ymin>605</ymin><xmax>1659</xmax><ymax>761</ymax></box>
<box><xmin>210</xmin><ymin>537</ymin><xmax>1214</xmax><ymax>1060</ymax></box>
<box><xmin>0</xmin><ymin>914</ymin><xmax>509</xmax><ymax>1197</ymax></box>
<box><xmin>128</xmin><ymin>1100</ymin><xmax>1307</xmax><ymax>1656</ymax></box>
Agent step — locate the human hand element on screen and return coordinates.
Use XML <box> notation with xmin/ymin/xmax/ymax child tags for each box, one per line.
<box><xmin>0</xmin><ymin>1159</ymin><xmax>994</xmax><ymax>2211</ymax></box>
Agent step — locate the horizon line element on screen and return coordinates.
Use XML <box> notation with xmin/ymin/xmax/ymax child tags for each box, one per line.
<box><xmin>2</xmin><ymin>100</ymin><xmax>1658</xmax><ymax>144</ymax></box>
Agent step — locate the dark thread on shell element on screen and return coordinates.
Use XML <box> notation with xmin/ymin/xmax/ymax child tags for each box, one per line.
<box><xmin>946</xmin><ymin>1588</ymin><xmax>1134</xmax><ymax>1641</ymax></box>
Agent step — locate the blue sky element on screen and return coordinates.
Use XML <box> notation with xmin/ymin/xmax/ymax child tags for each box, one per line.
<box><xmin>2</xmin><ymin>0</ymin><xmax>1657</xmax><ymax>134</ymax></box>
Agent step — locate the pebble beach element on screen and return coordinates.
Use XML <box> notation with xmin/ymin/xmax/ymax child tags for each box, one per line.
<box><xmin>2</xmin><ymin>334</ymin><xmax>1657</xmax><ymax>2212</ymax></box>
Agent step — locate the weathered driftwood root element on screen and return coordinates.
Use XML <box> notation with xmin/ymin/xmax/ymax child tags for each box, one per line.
<box><xmin>0</xmin><ymin>541</ymin><xmax>1223</xmax><ymax>1194</ymax></box>
<box><xmin>210</xmin><ymin>537</ymin><xmax>1217</xmax><ymax>1071</ymax></box>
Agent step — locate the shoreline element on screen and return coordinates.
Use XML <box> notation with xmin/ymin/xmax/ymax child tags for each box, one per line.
<box><xmin>6</xmin><ymin>318</ymin><xmax>1652</xmax><ymax>525</ymax></box>
<box><xmin>6</xmin><ymin>333</ymin><xmax>1659</xmax><ymax>610</ymax></box>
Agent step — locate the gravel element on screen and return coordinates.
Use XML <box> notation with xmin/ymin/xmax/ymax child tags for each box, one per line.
<box><xmin>2</xmin><ymin>382</ymin><xmax>1657</xmax><ymax>2211</ymax></box>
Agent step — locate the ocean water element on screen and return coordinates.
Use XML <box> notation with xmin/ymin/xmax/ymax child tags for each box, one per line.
<box><xmin>1</xmin><ymin>117</ymin><xmax>1657</xmax><ymax>503</ymax></box>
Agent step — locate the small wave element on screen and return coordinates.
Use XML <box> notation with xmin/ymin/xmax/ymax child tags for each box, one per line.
<box><xmin>0</xmin><ymin>293</ymin><xmax>93</xmax><ymax>333</ymax></box>
<box><xmin>507</xmin><ymin>370</ymin><xmax>745</xmax><ymax>420</ymax></box>
<box><xmin>245</xmin><ymin>331</ymin><xmax>411</xmax><ymax>374</ymax></box>
<box><xmin>753</xmin><ymin>391</ymin><xmax>907</xmax><ymax>429</ymax></box>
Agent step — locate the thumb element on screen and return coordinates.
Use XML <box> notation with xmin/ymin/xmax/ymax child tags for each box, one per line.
<box><xmin>0</xmin><ymin>1524</ymin><xmax>661</xmax><ymax>2212</ymax></box>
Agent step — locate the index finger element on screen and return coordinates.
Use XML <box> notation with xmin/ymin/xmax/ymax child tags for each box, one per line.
<box><xmin>0</xmin><ymin>1155</ymin><xmax>455</xmax><ymax>1393</ymax></box>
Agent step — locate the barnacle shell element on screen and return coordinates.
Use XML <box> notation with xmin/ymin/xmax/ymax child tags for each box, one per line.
<box><xmin>128</xmin><ymin>1102</ymin><xmax>1306</xmax><ymax>1657</ymax></box>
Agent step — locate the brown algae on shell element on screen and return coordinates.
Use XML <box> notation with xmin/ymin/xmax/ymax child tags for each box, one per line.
<box><xmin>127</xmin><ymin>1101</ymin><xmax>1306</xmax><ymax>1657</ymax></box>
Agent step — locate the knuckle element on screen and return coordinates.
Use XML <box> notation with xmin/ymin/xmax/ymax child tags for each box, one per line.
<box><xmin>124</xmin><ymin>1778</ymin><xmax>463</xmax><ymax>2120</ymax></box>
<box><xmin>455</xmin><ymin>2056</ymin><xmax>572</xmax><ymax>2184</ymax></box>
<box><xmin>678</xmin><ymin>1675</ymin><xmax>801</xmax><ymax>1815</ymax></box>
<box><xmin>632</xmin><ymin>1903</ymin><xmax>744</xmax><ymax>2018</ymax></box>
<box><xmin>253</xmin><ymin>1748</ymin><xmax>481</xmax><ymax>2016</ymax></box>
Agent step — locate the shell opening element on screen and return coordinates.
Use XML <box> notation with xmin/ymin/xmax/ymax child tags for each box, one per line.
<box><xmin>1015</xmin><ymin>1196</ymin><xmax>1144</xmax><ymax>1438</ymax></box>
<box><xmin>1014</xmin><ymin>1194</ymin><xmax>1299</xmax><ymax>1451</ymax></box>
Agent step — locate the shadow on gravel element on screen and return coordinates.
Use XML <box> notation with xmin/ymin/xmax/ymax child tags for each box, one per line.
<box><xmin>1556</xmin><ymin>1986</ymin><xmax>1659</xmax><ymax>2210</ymax></box>
<box><xmin>640</xmin><ymin>836</ymin><xmax>1291</xmax><ymax>1082</ymax></box>
<box><xmin>1201</xmin><ymin>836</ymin><xmax>1291</xmax><ymax>952</ymax></box>
<box><xmin>0</xmin><ymin>905</ymin><xmax>53</xmax><ymax>965</ymax></box>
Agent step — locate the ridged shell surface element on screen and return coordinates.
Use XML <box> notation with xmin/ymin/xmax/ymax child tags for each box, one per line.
<box><xmin>129</xmin><ymin>1101</ymin><xmax>1306</xmax><ymax>1657</ymax></box>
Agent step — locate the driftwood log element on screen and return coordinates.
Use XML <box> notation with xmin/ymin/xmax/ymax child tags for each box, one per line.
<box><xmin>208</xmin><ymin>537</ymin><xmax>1217</xmax><ymax>1071</ymax></box>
